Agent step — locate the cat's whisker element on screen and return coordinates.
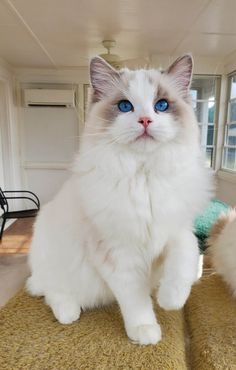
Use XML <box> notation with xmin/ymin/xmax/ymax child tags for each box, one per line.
<box><xmin>84</xmin><ymin>123</ymin><xmax>111</xmax><ymax>130</ymax></box>
<box><xmin>83</xmin><ymin>122</ymin><xmax>112</xmax><ymax>131</ymax></box>
<box><xmin>68</xmin><ymin>132</ymin><xmax>111</xmax><ymax>139</ymax></box>
<box><xmin>75</xmin><ymin>138</ymin><xmax>121</xmax><ymax>161</ymax></box>
<box><xmin>69</xmin><ymin>126</ymin><xmax>139</xmax><ymax>142</ymax></box>
<box><xmin>75</xmin><ymin>129</ymin><xmax>138</xmax><ymax>161</ymax></box>
<box><xmin>86</xmin><ymin>115</ymin><xmax>112</xmax><ymax>124</ymax></box>
<box><xmin>95</xmin><ymin>130</ymin><xmax>146</xmax><ymax>164</ymax></box>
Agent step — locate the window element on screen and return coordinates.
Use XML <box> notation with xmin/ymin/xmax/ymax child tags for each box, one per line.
<box><xmin>191</xmin><ymin>76</ymin><xmax>220</xmax><ymax>168</ymax></box>
<box><xmin>222</xmin><ymin>74</ymin><xmax>236</xmax><ymax>172</ymax></box>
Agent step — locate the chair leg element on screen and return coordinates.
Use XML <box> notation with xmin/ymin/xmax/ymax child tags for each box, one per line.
<box><xmin>0</xmin><ymin>218</ymin><xmax>6</xmax><ymax>242</ymax></box>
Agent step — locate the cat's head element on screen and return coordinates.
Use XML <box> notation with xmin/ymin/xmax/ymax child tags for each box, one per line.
<box><xmin>87</xmin><ymin>54</ymin><xmax>197</xmax><ymax>153</ymax></box>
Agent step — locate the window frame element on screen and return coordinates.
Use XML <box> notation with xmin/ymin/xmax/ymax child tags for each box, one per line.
<box><xmin>221</xmin><ymin>72</ymin><xmax>236</xmax><ymax>173</ymax></box>
<box><xmin>191</xmin><ymin>74</ymin><xmax>221</xmax><ymax>169</ymax></box>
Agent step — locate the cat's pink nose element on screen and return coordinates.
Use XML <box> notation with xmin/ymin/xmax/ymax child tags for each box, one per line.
<box><xmin>138</xmin><ymin>117</ymin><xmax>152</xmax><ymax>129</ymax></box>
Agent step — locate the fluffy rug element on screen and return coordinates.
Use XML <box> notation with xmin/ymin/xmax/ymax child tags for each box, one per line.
<box><xmin>185</xmin><ymin>274</ymin><xmax>236</xmax><ymax>370</ymax></box>
<box><xmin>1</xmin><ymin>274</ymin><xmax>235</xmax><ymax>369</ymax></box>
<box><xmin>0</xmin><ymin>290</ymin><xmax>187</xmax><ymax>370</ymax></box>
<box><xmin>194</xmin><ymin>198</ymin><xmax>229</xmax><ymax>252</ymax></box>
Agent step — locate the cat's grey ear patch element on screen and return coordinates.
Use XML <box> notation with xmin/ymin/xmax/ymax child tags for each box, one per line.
<box><xmin>166</xmin><ymin>54</ymin><xmax>193</xmax><ymax>98</ymax></box>
<box><xmin>90</xmin><ymin>56</ymin><xmax>120</xmax><ymax>102</ymax></box>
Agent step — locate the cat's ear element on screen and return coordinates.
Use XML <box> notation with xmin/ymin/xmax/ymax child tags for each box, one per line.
<box><xmin>90</xmin><ymin>56</ymin><xmax>120</xmax><ymax>102</ymax></box>
<box><xmin>166</xmin><ymin>54</ymin><xmax>193</xmax><ymax>98</ymax></box>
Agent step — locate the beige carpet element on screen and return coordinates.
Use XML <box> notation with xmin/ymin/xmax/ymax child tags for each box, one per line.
<box><xmin>185</xmin><ymin>274</ymin><xmax>236</xmax><ymax>370</ymax></box>
<box><xmin>1</xmin><ymin>260</ymin><xmax>236</xmax><ymax>369</ymax></box>
<box><xmin>0</xmin><ymin>290</ymin><xmax>187</xmax><ymax>370</ymax></box>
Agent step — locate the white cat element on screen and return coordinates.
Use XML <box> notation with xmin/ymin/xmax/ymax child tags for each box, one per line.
<box><xmin>27</xmin><ymin>55</ymin><xmax>213</xmax><ymax>345</ymax></box>
<box><xmin>208</xmin><ymin>209</ymin><xmax>236</xmax><ymax>296</ymax></box>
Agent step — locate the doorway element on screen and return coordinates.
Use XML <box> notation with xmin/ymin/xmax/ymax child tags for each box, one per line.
<box><xmin>0</xmin><ymin>81</ymin><xmax>7</xmax><ymax>188</ymax></box>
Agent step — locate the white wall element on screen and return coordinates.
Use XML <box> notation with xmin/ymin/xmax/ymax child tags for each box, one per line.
<box><xmin>0</xmin><ymin>81</ymin><xmax>6</xmax><ymax>188</ymax></box>
<box><xmin>21</xmin><ymin>104</ymin><xmax>79</xmax><ymax>204</ymax></box>
<box><xmin>15</xmin><ymin>68</ymin><xmax>88</xmax><ymax>205</ymax></box>
<box><xmin>0</xmin><ymin>58</ymin><xmax>21</xmax><ymax>193</ymax></box>
<box><xmin>216</xmin><ymin>176</ymin><xmax>236</xmax><ymax>207</ymax></box>
<box><xmin>216</xmin><ymin>171</ymin><xmax>236</xmax><ymax>206</ymax></box>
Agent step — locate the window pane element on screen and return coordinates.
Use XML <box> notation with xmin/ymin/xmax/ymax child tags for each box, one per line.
<box><xmin>229</xmin><ymin>100</ymin><xmax>236</xmax><ymax>122</ymax></box>
<box><xmin>206</xmin><ymin>147</ymin><xmax>213</xmax><ymax>167</ymax></box>
<box><xmin>222</xmin><ymin>74</ymin><xmax>236</xmax><ymax>172</ymax></box>
<box><xmin>208</xmin><ymin>102</ymin><xmax>215</xmax><ymax>123</ymax></box>
<box><xmin>191</xmin><ymin>76</ymin><xmax>219</xmax><ymax>169</ymax></box>
<box><xmin>194</xmin><ymin>101</ymin><xmax>215</xmax><ymax>124</ymax></box>
<box><xmin>207</xmin><ymin>126</ymin><xmax>214</xmax><ymax>145</ymax></box>
<box><xmin>222</xmin><ymin>148</ymin><xmax>236</xmax><ymax>170</ymax></box>
<box><xmin>225</xmin><ymin>124</ymin><xmax>236</xmax><ymax>146</ymax></box>
<box><xmin>191</xmin><ymin>76</ymin><xmax>217</xmax><ymax>100</ymax></box>
<box><xmin>199</xmin><ymin>124</ymin><xmax>214</xmax><ymax>147</ymax></box>
<box><xmin>190</xmin><ymin>89</ymin><xmax>197</xmax><ymax>102</ymax></box>
<box><xmin>230</xmin><ymin>76</ymin><xmax>236</xmax><ymax>99</ymax></box>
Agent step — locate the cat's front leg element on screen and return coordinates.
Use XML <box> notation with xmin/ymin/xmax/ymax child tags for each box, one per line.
<box><xmin>157</xmin><ymin>230</ymin><xmax>199</xmax><ymax>310</ymax></box>
<box><xmin>96</xmin><ymin>257</ymin><xmax>161</xmax><ymax>345</ymax></box>
<box><xmin>112</xmin><ymin>277</ymin><xmax>161</xmax><ymax>345</ymax></box>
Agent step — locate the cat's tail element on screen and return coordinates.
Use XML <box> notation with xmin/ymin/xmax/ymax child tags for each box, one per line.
<box><xmin>207</xmin><ymin>207</ymin><xmax>236</xmax><ymax>296</ymax></box>
<box><xmin>26</xmin><ymin>276</ymin><xmax>44</xmax><ymax>297</ymax></box>
<box><xmin>207</xmin><ymin>208</ymin><xmax>236</xmax><ymax>248</ymax></box>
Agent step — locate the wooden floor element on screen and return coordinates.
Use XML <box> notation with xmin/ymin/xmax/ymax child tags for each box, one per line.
<box><xmin>0</xmin><ymin>218</ymin><xmax>34</xmax><ymax>254</ymax></box>
<box><xmin>0</xmin><ymin>218</ymin><xmax>34</xmax><ymax>307</ymax></box>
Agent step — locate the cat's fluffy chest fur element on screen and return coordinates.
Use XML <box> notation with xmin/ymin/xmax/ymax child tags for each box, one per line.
<box><xmin>75</xmin><ymin>143</ymin><xmax>207</xmax><ymax>259</ymax></box>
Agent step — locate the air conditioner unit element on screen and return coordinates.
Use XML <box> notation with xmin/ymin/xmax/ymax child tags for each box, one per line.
<box><xmin>23</xmin><ymin>89</ymin><xmax>75</xmax><ymax>108</ymax></box>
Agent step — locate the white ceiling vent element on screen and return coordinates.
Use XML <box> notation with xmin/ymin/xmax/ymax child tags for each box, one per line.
<box><xmin>23</xmin><ymin>89</ymin><xmax>75</xmax><ymax>108</ymax></box>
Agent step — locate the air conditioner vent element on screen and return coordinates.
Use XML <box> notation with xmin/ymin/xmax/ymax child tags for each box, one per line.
<box><xmin>23</xmin><ymin>89</ymin><xmax>75</xmax><ymax>108</ymax></box>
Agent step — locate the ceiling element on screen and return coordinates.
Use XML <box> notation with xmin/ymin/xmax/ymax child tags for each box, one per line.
<box><xmin>1</xmin><ymin>0</ymin><xmax>236</xmax><ymax>68</ymax></box>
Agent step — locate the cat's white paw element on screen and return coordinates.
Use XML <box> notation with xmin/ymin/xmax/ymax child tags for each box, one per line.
<box><xmin>157</xmin><ymin>281</ymin><xmax>191</xmax><ymax>310</ymax></box>
<box><xmin>127</xmin><ymin>324</ymin><xmax>161</xmax><ymax>345</ymax></box>
<box><xmin>51</xmin><ymin>301</ymin><xmax>81</xmax><ymax>324</ymax></box>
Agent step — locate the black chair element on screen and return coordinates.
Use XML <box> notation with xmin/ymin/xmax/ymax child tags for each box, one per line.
<box><xmin>0</xmin><ymin>187</ymin><xmax>40</xmax><ymax>241</ymax></box>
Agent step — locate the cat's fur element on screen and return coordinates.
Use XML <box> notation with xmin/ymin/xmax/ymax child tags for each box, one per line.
<box><xmin>27</xmin><ymin>55</ymin><xmax>213</xmax><ymax>345</ymax></box>
<box><xmin>207</xmin><ymin>208</ymin><xmax>236</xmax><ymax>296</ymax></box>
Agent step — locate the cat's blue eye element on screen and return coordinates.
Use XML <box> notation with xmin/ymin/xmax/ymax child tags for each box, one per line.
<box><xmin>154</xmin><ymin>99</ymin><xmax>169</xmax><ymax>112</ymax></box>
<box><xmin>118</xmin><ymin>100</ymin><xmax>133</xmax><ymax>113</ymax></box>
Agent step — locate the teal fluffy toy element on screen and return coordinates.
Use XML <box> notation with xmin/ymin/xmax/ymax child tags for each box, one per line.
<box><xmin>194</xmin><ymin>198</ymin><xmax>229</xmax><ymax>252</ymax></box>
